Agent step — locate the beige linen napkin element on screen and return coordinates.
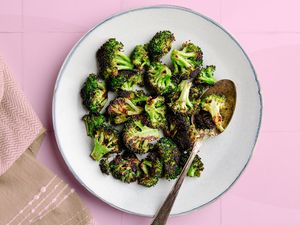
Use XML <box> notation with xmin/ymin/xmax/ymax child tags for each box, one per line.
<box><xmin>0</xmin><ymin>56</ymin><xmax>96</xmax><ymax>225</ymax></box>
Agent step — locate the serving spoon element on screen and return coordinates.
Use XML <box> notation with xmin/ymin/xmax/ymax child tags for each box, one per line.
<box><xmin>151</xmin><ymin>79</ymin><xmax>236</xmax><ymax>225</ymax></box>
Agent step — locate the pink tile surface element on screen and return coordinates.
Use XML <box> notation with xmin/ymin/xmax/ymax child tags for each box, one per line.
<box><xmin>1</xmin><ymin>1</ymin><xmax>299</xmax><ymax>224</ymax></box>
<box><xmin>221</xmin><ymin>0</ymin><xmax>300</xmax><ymax>32</ymax></box>
<box><xmin>0</xmin><ymin>0</ymin><xmax>22</xmax><ymax>32</ymax></box>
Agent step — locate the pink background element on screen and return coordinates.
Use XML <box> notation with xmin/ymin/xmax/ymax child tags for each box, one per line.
<box><xmin>0</xmin><ymin>0</ymin><xmax>299</xmax><ymax>224</ymax></box>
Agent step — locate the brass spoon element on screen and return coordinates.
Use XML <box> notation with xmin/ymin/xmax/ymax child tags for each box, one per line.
<box><xmin>151</xmin><ymin>79</ymin><xmax>237</xmax><ymax>225</ymax></box>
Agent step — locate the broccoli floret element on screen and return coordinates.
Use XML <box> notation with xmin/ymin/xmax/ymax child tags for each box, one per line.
<box><xmin>107</xmin><ymin>91</ymin><xmax>149</xmax><ymax>124</ymax></box>
<box><xmin>146</xmin><ymin>63</ymin><xmax>176</xmax><ymax>95</ymax></box>
<box><xmin>180</xmin><ymin>153</ymin><xmax>204</xmax><ymax>177</ymax></box>
<box><xmin>131</xmin><ymin>44</ymin><xmax>150</xmax><ymax>72</ymax></box>
<box><xmin>169</xmin><ymin>80</ymin><xmax>194</xmax><ymax>115</ymax></box>
<box><xmin>122</xmin><ymin>119</ymin><xmax>160</xmax><ymax>154</ymax></box>
<box><xmin>194</xmin><ymin>110</ymin><xmax>216</xmax><ymax>130</ymax></box>
<box><xmin>82</xmin><ymin>113</ymin><xmax>106</xmax><ymax>137</ymax></box>
<box><xmin>171</xmin><ymin>41</ymin><xmax>203</xmax><ymax>80</ymax></box>
<box><xmin>173</xmin><ymin>124</ymin><xmax>201</xmax><ymax>151</ymax></box>
<box><xmin>138</xmin><ymin>152</ymin><xmax>162</xmax><ymax>187</ymax></box>
<box><xmin>148</xmin><ymin>31</ymin><xmax>175</xmax><ymax>61</ymax></box>
<box><xmin>189</xmin><ymin>84</ymin><xmax>210</xmax><ymax>102</ymax></box>
<box><xmin>109</xmin><ymin>153</ymin><xmax>141</xmax><ymax>183</ymax></box>
<box><xmin>145</xmin><ymin>96</ymin><xmax>167</xmax><ymax>129</ymax></box>
<box><xmin>110</xmin><ymin>70</ymin><xmax>143</xmax><ymax>92</ymax></box>
<box><xmin>138</xmin><ymin>176</ymin><xmax>159</xmax><ymax>187</ymax></box>
<box><xmin>194</xmin><ymin>65</ymin><xmax>217</xmax><ymax>85</ymax></box>
<box><xmin>99</xmin><ymin>158</ymin><xmax>110</xmax><ymax>175</ymax></box>
<box><xmin>80</xmin><ymin>74</ymin><xmax>108</xmax><ymax>113</ymax></box>
<box><xmin>96</xmin><ymin>38</ymin><xmax>134</xmax><ymax>80</ymax></box>
<box><xmin>164</xmin><ymin>112</ymin><xmax>191</xmax><ymax>138</ymax></box>
<box><xmin>90</xmin><ymin>125</ymin><xmax>121</xmax><ymax>161</ymax></box>
<box><xmin>201</xmin><ymin>94</ymin><xmax>226</xmax><ymax>132</ymax></box>
<box><xmin>156</xmin><ymin>137</ymin><xmax>181</xmax><ymax>180</ymax></box>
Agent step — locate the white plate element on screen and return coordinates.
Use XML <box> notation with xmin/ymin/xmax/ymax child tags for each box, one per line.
<box><xmin>52</xmin><ymin>5</ymin><xmax>262</xmax><ymax>217</ymax></box>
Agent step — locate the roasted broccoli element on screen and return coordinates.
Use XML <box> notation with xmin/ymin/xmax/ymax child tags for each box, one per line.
<box><xmin>107</xmin><ymin>91</ymin><xmax>147</xmax><ymax>124</ymax></box>
<box><xmin>171</xmin><ymin>41</ymin><xmax>203</xmax><ymax>80</ymax></box>
<box><xmin>96</xmin><ymin>38</ymin><xmax>134</xmax><ymax>80</ymax></box>
<box><xmin>80</xmin><ymin>74</ymin><xmax>108</xmax><ymax>113</ymax></box>
<box><xmin>164</xmin><ymin>112</ymin><xmax>191</xmax><ymax>138</ymax></box>
<box><xmin>138</xmin><ymin>152</ymin><xmax>163</xmax><ymax>187</ymax></box>
<box><xmin>123</xmin><ymin>119</ymin><xmax>160</xmax><ymax>154</ymax></box>
<box><xmin>109</xmin><ymin>153</ymin><xmax>141</xmax><ymax>183</ymax></box>
<box><xmin>194</xmin><ymin>110</ymin><xmax>216</xmax><ymax>130</ymax></box>
<box><xmin>180</xmin><ymin>153</ymin><xmax>204</xmax><ymax>177</ymax></box>
<box><xmin>189</xmin><ymin>84</ymin><xmax>210</xmax><ymax>102</ymax></box>
<box><xmin>194</xmin><ymin>65</ymin><xmax>217</xmax><ymax>85</ymax></box>
<box><xmin>201</xmin><ymin>94</ymin><xmax>226</xmax><ymax>132</ymax></box>
<box><xmin>146</xmin><ymin>62</ymin><xmax>176</xmax><ymax>95</ymax></box>
<box><xmin>110</xmin><ymin>70</ymin><xmax>143</xmax><ymax>92</ymax></box>
<box><xmin>169</xmin><ymin>80</ymin><xmax>194</xmax><ymax>115</ymax></box>
<box><xmin>156</xmin><ymin>137</ymin><xmax>181</xmax><ymax>180</ymax></box>
<box><xmin>82</xmin><ymin>113</ymin><xmax>106</xmax><ymax>137</ymax></box>
<box><xmin>173</xmin><ymin>124</ymin><xmax>201</xmax><ymax>151</ymax></box>
<box><xmin>99</xmin><ymin>158</ymin><xmax>110</xmax><ymax>175</ymax></box>
<box><xmin>148</xmin><ymin>31</ymin><xmax>175</xmax><ymax>61</ymax></box>
<box><xmin>90</xmin><ymin>125</ymin><xmax>121</xmax><ymax>161</ymax></box>
<box><xmin>145</xmin><ymin>96</ymin><xmax>167</xmax><ymax>129</ymax></box>
<box><xmin>131</xmin><ymin>44</ymin><xmax>150</xmax><ymax>72</ymax></box>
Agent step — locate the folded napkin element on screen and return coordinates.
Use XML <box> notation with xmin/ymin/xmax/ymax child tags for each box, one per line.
<box><xmin>0</xmin><ymin>56</ymin><xmax>96</xmax><ymax>225</ymax></box>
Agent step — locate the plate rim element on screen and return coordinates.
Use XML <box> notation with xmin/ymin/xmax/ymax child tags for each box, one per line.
<box><xmin>52</xmin><ymin>4</ymin><xmax>263</xmax><ymax>217</ymax></box>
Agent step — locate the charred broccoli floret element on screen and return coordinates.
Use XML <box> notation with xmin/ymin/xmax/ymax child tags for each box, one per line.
<box><xmin>194</xmin><ymin>110</ymin><xmax>216</xmax><ymax>130</ymax></box>
<box><xmin>82</xmin><ymin>113</ymin><xmax>106</xmax><ymax>137</ymax></box>
<box><xmin>156</xmin><ymin>137</ymin><xmax>181</xmax><ymax>180</ymax></box>
<box><xmin>99</xmin><ymin>158</ymin><xmax>110</xmax><ymax>175</ymax></box>
<box><xmin>171</xmin><ymin>41</ymin><xmax>203</xmax><ymax>80</ymax></box>
<box><xmin>109</xmin><ymin>153</ymin><xmax>141</xmax><ymax>183</ymax></box>
<box><xmin>148</xmin><ymin>31</ymin><xmax>175</xmax><ymax>61</ymax></box>
<box><xmin>173</xmin><ymin>124</ymin><xmax>201</xmax><ymax>151</ymax></box>
<box><xmin>96</xmin><ymin>38</ymin><xmax>134</xmax><ymax>80</ymax></box>
<box><xmin>107</xmin><ymin>91</ymin><xmax>148</xmax><ymax>124</ymax></box>
<box><xmin>180</xmin><ymin>153</ymin><xmax>204</xmax><ymax>177</ymax></box>
<box><xmin>122</xmin><ymin>119</ymin><xmax>160</xmax><ymax>154</ymax></box>
<box><xmin>169</xmin><ymin>80</ymin><xmax>194</xmax><ymax>115</ymax></box>
<box><xmin>138</xmin><ymin>152</ymin><xmax>163</xmax><ymax>187</ymax></box>
<box><xmin>131</xmin><ymin>44</ymin><xmax>150</xmax><ymax>72</ymax></box>
<box><xmin>145</xmin><ymin>96</ymin><xmax>167</xmax><ymax>129</ymax></box>
<box><xmin>90</xmin><ymin>125</ymin><xmax>121</xmax><ymax>161</ymax></box>
<box><xmin>189</xmin><ymin>84</ymin><xmax>210</xmax><ymax>102</ymax></box>
<box><xmin>110</xmin><ymin>70</ymin><xmax>143</xmax><ymax>92</ymax></box>
<box><xmin>80</xmin><ymin>74</ymin><xmax>108</xmax><ymax>113</ymax></box>
<box><xmin>194</xmin><ymin>65</ymin><xmax>217</xmax><ymax>85</ymax></box>
<box><xmin>164</xmin><ymin>112</ymin><xmax>190</xmax><ymax>138</ymax></box>
<box><xmin>146</xmin><ymin>62</ymin><xmax>176</xmax><ymax>95</ymax></box>
<box><xmin>201</xmin><ymin>94</ymin><xmax>226</xmax><ymax>132</ymax></box>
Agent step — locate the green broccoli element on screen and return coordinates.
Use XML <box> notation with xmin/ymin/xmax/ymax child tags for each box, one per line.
<box><xmin>146</xmin><ymin>62</ymin><xmax>176</xmax><ymax>95</ymax></box>
<box><xmin>194</xmin><ymin>110</ymin><xmax>216</xmax><ymax>130</ymax></box>
<box><xmin>145</xmin><ymin>96</ymin><xmax>167</xmax><ymax>129</ymax></box>
<box><xmin>131</xmin><ymin>44</ymin><xmax>150</xmax><ymax>72</ymax></box>
<box><xmin>194</xmin><ymin>65</ymin><xmax>217</xmax><ymax>85</ymax></box>
<box><xmin>201</xmin><ymin>94</ymin><xmax>226</xmax><ymax>132</ymax></box>
<box><xmin>148</xmin><ymin>31</ymin><xmax>175</xmax><ymax>61</ymax></box>
<box><xmin>169</xmin><ymin>80</ymin><xmax>194</xmax><ymax>115</ymax></box>
<box><xmin>110</xmin><ymin>70</ymin><xmax>143</xmax><ymax>92</ymax></box>
<box><xmin>138</xmin><ymin>177</ymin><xmax>159</xmax><ymax>187</ymax></box>
<box><xmin>122</xmin><ymin>119</ymin><xmax>160</xmax><ymax>154</ymax></box>
<box><xmin>82</xmin><ymin>113</ymin><xmax>106</xmax><ymax>137</ymax></box>
<box><xmin>173</xmin><ymin>124</ymin><xmax>201</xmax><ymax>151</ymax></box>
<box><xmin>99</xmin><ymin>158</ymin><xmax>110</xmax><ymax>175</ymax></box>
<box><xmin>156</xmin><ymin>137</ymin><xmax>181</xmax><ymax>180</ymax></box>
<box><xmin>80</xmin><ymin>74</ymin><xmax>108</xmax><ymax>113</ymax></box>
<box><xmin>180</xmin><ymin>153</ymin><xmax>204</xmax><ymax>177</ymax></box>
<box><xmin>96</xmin><ymin>38</ymin><xmax>134</xmax><ymax>80</ymax></box>
<box><xmin>109</xmin><ymin>153</ymin><xmax>141</xmax><ymax>183</ymax></box>
<box><xmin>90</xmin><ymin>125</ymin><xmax>121</xmax><ymax>161</ymax></box>
<box><xmin>164</xmin><ymin>112</ymin><xmax>191</xmax><ymax>138</ymax></box>
<box><xmin>171</xmin><ymin>41</ymin><xmax>203</xmax><ymax>80</ymax></box>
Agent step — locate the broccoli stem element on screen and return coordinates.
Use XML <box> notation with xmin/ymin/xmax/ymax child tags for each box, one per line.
<box><xmin>176</xmin><ymin>81</ymin><xmax>193</xmax><ymax>111</ymax></box>
<box><xmin>116</xmin><ymin>52</ymin><xmax>134</xmax><ymax>70</ymax></box>
<box><xmin>91</xmin><ymin>138</ymin><xmax>110</xmax><ymax>161</ymax></box>
<box><xmin>124</xmin><ymin>99</ymin><xmax>143</xmax><ymax>115</ymax></box>
<box><xmin>134</xmin><ymin>121</ymin><xmax>160</xmax><ymax>138</ymax></box>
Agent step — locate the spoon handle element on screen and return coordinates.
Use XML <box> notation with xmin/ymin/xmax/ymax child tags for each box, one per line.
<box><xmin>151</xmin><ymin>141</ymin><xmax>203</xmax><ymax>225</ymax></box>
